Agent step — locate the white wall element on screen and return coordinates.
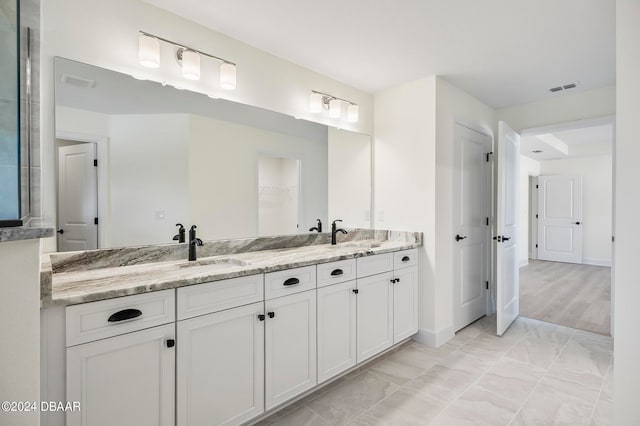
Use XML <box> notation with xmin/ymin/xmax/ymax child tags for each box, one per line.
<box><xmin>109</xmin><ymin>114</ymin><xmax>190</xmax><ymax>247</ymax></box>
<box><xmin>497</xmin><ymin>85</ymin><xmax>615</xmax><ymax>132</ymax></box>
<box><xmin>328</xmin><ymin>128</ymin><xmax>371</xmax><ymax>229</ymax></box>
<box><xmin>0</xmin><ymin>239</ymin><xmax>40</xmax><ymax>426</ymax></box>
<box><xmin>615</xmin><ymin>1</ymin><xmax>640</xmax><ymax>422</ymax></box>
<box><xmin>519</xmin><ymin>155</ymin><xmax>540</xmax><ymax>265</ymax></box>
<box><xmin>374</xmin><ymin>76</ymin><xmax>438</xmax><ymax>342</ymax></box>
<box><xmin>189</xmin><ymin>114</ymin><xmax>327</xmax><ymax>241</ymax></box>
<box><xmin>538</xmin><ymin>155</ymin><xmax>612</xmax><ymax>266</ymax></box>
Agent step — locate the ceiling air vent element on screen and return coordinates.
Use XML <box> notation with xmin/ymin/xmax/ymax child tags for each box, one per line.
<box><xmin>61</xmin><ymin>74</ymin><xmax>96</xmax><ymax>89</ymax></box>
<box><xmin>549</xmin><ymin>82</ymin><xmax>578</xmax><ymax>93</ymax></box>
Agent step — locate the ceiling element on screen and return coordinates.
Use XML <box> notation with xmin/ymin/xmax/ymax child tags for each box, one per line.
<box><xmin>144</xmin><ymin>0</ymin><xmax>615</xmax><ymax>109</ymax></box>
<box><xmin>521</xmin><ymin>124</ymin><xmax>613</xmax><ymax>161</ymax></box>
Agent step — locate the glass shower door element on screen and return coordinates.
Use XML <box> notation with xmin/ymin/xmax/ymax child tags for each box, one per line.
<box><xmin>0</xmin><ymin>0</ymin><xmax>21</xmax><ymax>226</ymax></box>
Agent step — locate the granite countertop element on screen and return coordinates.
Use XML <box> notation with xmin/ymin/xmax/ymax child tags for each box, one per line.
<box><xmin>42</xmin><ymin>239</ymin><xmax>420</xmax><ymax>307</ymax></box>
<box><xmin>0</xmin><ymin>222</ymin><xmax>55</xmax><ymax>242</ymax></box>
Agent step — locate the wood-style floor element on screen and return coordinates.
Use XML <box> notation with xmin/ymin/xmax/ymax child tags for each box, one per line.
<box><xmin>520</xmin><ymin>259</ymin><xmax>611</xmax><ymax>335</ymax></box>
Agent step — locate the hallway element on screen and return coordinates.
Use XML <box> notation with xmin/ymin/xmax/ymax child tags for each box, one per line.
<box><xmin>520</xmin><ymin>260</ymin><xmax>611</xmax><ymax>335</ymax></box>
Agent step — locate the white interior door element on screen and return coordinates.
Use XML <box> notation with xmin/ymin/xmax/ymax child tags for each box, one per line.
<box><xmin>537</xmin><ymin>175</ymin><xmax>583</xmax><ymax>263</ymax></box>
<box><xmin>453</xmin><ymin>124</ymin><xmax>491</xmax><ymax>332</ymax></box>
<box><xmin>496</xmin><ymin>121</ymin><xmax>520</xmax><ymax>336</ymax></box>
<box><xmin>58</xmin><ymin>143</ymin><xmax>98</xmax><ymax>251</ymax></box>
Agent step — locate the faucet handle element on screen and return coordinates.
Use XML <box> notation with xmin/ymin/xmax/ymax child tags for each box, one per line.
<box><xmin>176</xmin><ymin>223</ymin><xmax>184</xmax><ymax>229</ymax></box>
<box><xmin>190</xmin><ymin>225</ymin><xmax>197</xmax><ymax>231</ymax></box>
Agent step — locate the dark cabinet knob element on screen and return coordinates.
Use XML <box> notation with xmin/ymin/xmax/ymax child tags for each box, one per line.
<box><xmin>401</xmin><ymin>256</ymin><xmax>410</xmax><ymax>262</ymax></box>
<box><xmin>258</xmin><ymin>314</ymin><xmax>265</xmax><ymax>321</ymax></box>
<box><xmin>573</xmin><ymin>221</ymin><xmax>581</xmax><ymax>225</ymax></box>
<box><xmin>268</xmin><ymin>312</ymin><xmax>275</xmax><ymax>319</ymax></box>
<box><xmin>352</xmin><ymin>289</ymin><xmax>359</xmax><ymax>294</ymax></box>
<box><xmin>331</xmin><ymin>269</ymin><xmax>344</xmax><ymax>276</ymax></box>
<box><xmin>166</xmin><ymin>339</ymin><xmax>175</xmax><ymax>348</ymax></box>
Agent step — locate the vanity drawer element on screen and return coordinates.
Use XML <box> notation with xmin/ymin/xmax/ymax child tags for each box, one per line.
<box><xmin>66</xmin><ymin>289</ymin><xmax>175</xmax><ymax>347</ymax></box>
<box><xmin>357</xmin><ymin>253</ymin><xmax>393</xmax><ymax>278</ymax></box>
<box><xmin>317</xmin><ymin>259</ymin><xmax>356</xmax><ymax>288</ymax></box>
<box><xmin>265</xmin><ymin>265</ymin><xmax>316</xmax><ymax>300</ymax></box>
<box><xmin>177</xmin><ymin>274</ymin><xmax>264</xmax><ymax>320</ymax></box>
<box><xmin>394</xmin><ymin>249</ymin><xmax>418</xmax><ymax>270</ymax></box>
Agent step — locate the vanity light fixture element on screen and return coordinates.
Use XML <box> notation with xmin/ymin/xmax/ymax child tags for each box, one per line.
<box><xmin>309</xmin><ymin>90</ymin><xmax>359</xmax><ymax>122</ymax></box>
<box><xmin>138</xmin><ymin>31</ymin><xmax>237</xmax><ymax>89</ymax></box>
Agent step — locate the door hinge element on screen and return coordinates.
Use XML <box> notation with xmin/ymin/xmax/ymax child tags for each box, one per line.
<box><xmin>486</xmin><ymin>217</ymin><xmax>489</xmax><ymax>226</ymax></box>
<box><xmin>485</xmin><ymin>281</ymin><xmax>489</xmax><ymax>290</ymax></box>
<box><xmin>535</xmin><ymin>244</ymin><xmax>538</xmax><ymax>248</ymax></box>
<box><xmin>486</xmin><ymin>152</ymin><xmax>493</xmax><ymax>162</ymax></box>
<box><xmin>93</xmin><ymin>159</ymin><xmax>98</xmax><ymax>167</ymax></box>
<box><xmin>612</xmin><ymin>236</ymin><xmax>615</xmax><ymax>243</ymax></box>
<box><xmin>94</xmin><ymin>217</ymin><xmax>99</xmax><ymax>225</ymax></box>
<box><xmin>536</xmin><ymin>184</ymin><xmax>539</xmax><ymax>189</ymax></box>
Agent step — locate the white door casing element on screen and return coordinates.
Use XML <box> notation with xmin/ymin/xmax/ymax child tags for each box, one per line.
<box><xmin>176</xmin><ymin>302</ymin><xmax>264</xmax><ymax>426</ymax></box>
<box><xmin>537</xmin><ymin>175</ymin><xmax>584</xmax><ymax>264</ymax></box>
<box><xmin>66</xmin><ymin>324</ymin><xmax>175</xmax><ymax>426</ymax></box>
<box><xmin>496</xmin><ymin>121</ymin><xmax>521</xmax><ymax>336</ymax></box>
<box><xmin>57</xmin><ymin>143</ymin><xmax>98</xmax><ymax>251</ymax></box>
<box><xmin>453</xmin><ymin>124</ymin><xmax>492</xmax><ymax>332</ymax></box>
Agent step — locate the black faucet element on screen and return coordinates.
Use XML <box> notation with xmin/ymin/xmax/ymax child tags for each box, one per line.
<box><xmin>309</xmin><ymin>218</ymin><xmax>323</xmax><ymax>233</ymax></box>
<box><xmin>331</xmin><ymin>220</ymin><xmax>348</xmax><ymax>245</ymax></box>
<box><xmin>173</xmin><ymin>223</ymin><xmax>185</xmax><ymax>243</ymax></box>
<box><xmin>188</xmin><ymin>225</ymin><xmax>203</xmax><ymax>261</ymax></box>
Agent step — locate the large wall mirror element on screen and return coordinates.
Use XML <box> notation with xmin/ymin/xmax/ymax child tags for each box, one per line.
<box><xmin>53</xmin><ymin>57</ymin><xmax>371</xmax><ymax>251</ymax></box>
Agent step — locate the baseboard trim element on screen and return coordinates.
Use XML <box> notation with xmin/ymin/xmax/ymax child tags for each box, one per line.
<box><xmin>413</xmin><ymin>326</ymin><xmax>455</xmax><ymax>348</ymax></box>
<box><xmin>583</xmin><ymin>258</ymin><xmax>612</xmax><ymax>267</ymax></box>
<box><xmin>519</xmin><ymin>259</ymin><xmax>529</xmax><ymax>267</ymax></box>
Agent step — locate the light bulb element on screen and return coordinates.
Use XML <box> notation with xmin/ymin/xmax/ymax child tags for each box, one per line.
<box><xmin>220</xmin><ymin>62</ymin><xmax>236</xmax><ymax>90</ymax></box>
<box><xmin>309</xmin><ymin>92</ymin><xmax>323</xmax><ymax>113</ymax></box>
<box><xmin>347</xmin><ymin>104</ymin><xmax>359</xmax><ymax>122</ymax></box>
<box><xmin>329</xmin><ymin>98</ymin><xmax>341</xmax><ymax>118</ymax></box>
<box><xmin>181</xmin><ymin>49</ymin><xmax>200</xmax><ymax>80</ymax></box>
<box><xmin>138</xmin><ymin>34</ymin><xmax>160</xmax><ymax>68</ymax></box>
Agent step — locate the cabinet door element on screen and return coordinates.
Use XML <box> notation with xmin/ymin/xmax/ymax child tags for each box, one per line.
<box><xmin>66</xmin><ymin>324</ymin><xmax>174</xmax><ymax>426</ymax></box>
<box><xmin>317</xmin><ymin>280</ymin><xmax>357</xmax><ymax>383</ymax></box>
<box><xmin>357</xmin><ymin>272</ymin><xmax>394</xmax><ymax>363</ymax></box>
<box><xmin>265</xmin><ymin>290</ymin><xmax>317</xmax><ymax>410</ymax></box>
<box><xmin>393</xmin><ymin>266</ymin><xmax>419</xmax><ymax>343</ymax></box>
<box><xmin>177</xmin><ymin>302</ymin><xmax>264</xmax><ymax>426</ymax></box>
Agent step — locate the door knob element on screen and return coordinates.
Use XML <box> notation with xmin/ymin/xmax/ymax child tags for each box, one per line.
<box><xmin>502</xmin><ymin>236</ymin><xmax>511</xmax><ymax>241</ymax></box>
<box><xmin>455</xmin><ymin>234</ymin><xmax>467</xmax><ymax>242</ymax></box>
<box><xmin>573</xmin><ymin>221</ymin><xmax>581</xmax><ymax>225</ymax></box>
<box><xmin>57</xmin><ymin>229</ymin><xmax>64</xmax><ymax>235</ymax></box>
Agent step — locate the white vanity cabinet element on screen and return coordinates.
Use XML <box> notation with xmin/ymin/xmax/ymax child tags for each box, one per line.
<box><xmin>264</xmin><ymin>289</ymin><xmax>317</xmax><ymax>410</ymax></box>
<box><xmin>176</xmin><ymin>301</ymin><xmax>265</xmax><ymax>426</ymax></box>
<box><xmin>317</xmin><ymin>275</ymin><xmax>358</xmax><ymax>383</ymax></box>
<box><xmin>356</xmin><ymin>271</ymin><xmax>395</xmax><ymax>362</ymax></box>
<box><xmin>65</xmin><ymin>290</ymin><xmax>176</xmax><ymax>426</ymax></box>
<box><xmin>393</xmin><ymin>265</ymin><xmax>419</xmax><ymax>343</ymax></box>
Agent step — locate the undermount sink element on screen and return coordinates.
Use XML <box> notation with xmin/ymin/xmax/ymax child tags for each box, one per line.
<box><xmin>178</xmin><ymin>257</ymin><xmax>250</xmax><ymax>269</ymax></box>
<box><xmin>334</xmin><ymin>241</ymin><xmax>382</xmax><ymax>249</ymax></box>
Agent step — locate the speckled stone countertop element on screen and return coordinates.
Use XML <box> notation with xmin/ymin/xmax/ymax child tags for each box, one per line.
<box><xmin>0</xmin><ymin>221</ymin><xmax>54</xmax><ymax>242</ymax></box>
<box><xmin>41</xmin><ymin>230</ymin><xmax>422</xmax><ymax>307</ymax></box>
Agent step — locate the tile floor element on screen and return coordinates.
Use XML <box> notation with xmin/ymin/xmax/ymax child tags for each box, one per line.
<box><xmin>256</xmin><ymin>315</ymin><xmax>613</xmax><ymax>425</ymax></box>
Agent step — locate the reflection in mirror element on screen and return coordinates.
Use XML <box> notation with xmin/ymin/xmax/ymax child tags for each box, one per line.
<box><xmin>53</xmin><ymin>57</ymin><xmax>371</xmax><ymax>250</ymax></box>
<box><xmin>258</xmin><ymin>156</ymin><xmax>300</xmax><ymax>236</ymax></box>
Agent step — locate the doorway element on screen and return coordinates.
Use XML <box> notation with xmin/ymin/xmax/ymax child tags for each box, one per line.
<box><xmin>56</xmin><ymin>139</ymin><xmax>98</xmax><ymax>251</ymax></box>
<box><xmin>257</xmin><ymin>155</ymin><xmax>301</xmax><ymax>236</ymax></box>
<box><xmin>518</xmin><ymin>119</ymin><xmax>614</xmax><ymax>335</ymax></box>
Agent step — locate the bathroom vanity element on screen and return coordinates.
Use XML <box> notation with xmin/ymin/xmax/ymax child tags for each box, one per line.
<box><xmin>40</xmin><ymin>230</ymin><xmax>421</xmax><ymax>426</ymax></box>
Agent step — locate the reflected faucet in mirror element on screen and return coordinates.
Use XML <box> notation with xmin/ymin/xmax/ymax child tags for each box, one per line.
<box><xmin>173</xmin><ymin>223</ymin><xmax>186</xmax><ymax>243</ymax></box>
<box><xmin>188</xmin><ymin>225</ymin><xmax>204</xmax><ymax>261</ymax></box>
<box><xmin>309</xmin><ymin>219</ymin><xmax>323</xmax><ymax>233</ymax></box>
<box><xmin>331</xmin><ymin>220</ymin><xmax>348</xmax><ymax>245</ymax></box>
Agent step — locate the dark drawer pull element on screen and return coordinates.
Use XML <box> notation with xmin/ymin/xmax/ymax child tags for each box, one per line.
<box><xmin>401</xmin><ymin>256</ymin><xmax>410</xmax><ymax>262</ymax></box>
<box><xmin>331</xmin><ymin>269</ymin><xmax>344</xmax><ymax>276</ymax></box>
<box><xmin>283</xmin><ymin>277</ymin><xmax>300</xmax><ymax>286</ymax></box>
<box><xmin>108</xmin><ymin>308</ymin><xmax>142</xmax><ymax>323</ymax></box>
